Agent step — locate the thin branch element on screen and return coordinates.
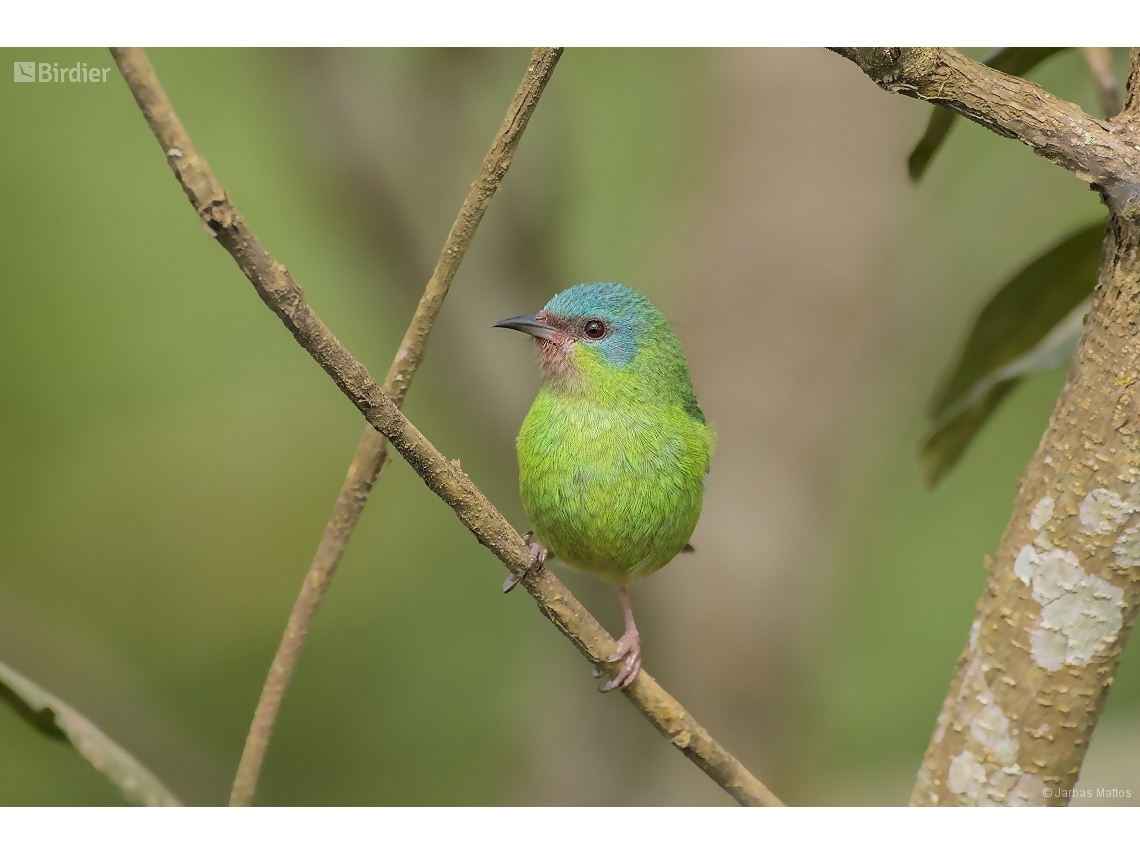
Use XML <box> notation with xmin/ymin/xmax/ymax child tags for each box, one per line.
<box><xmin>217</xmin><ymin>47</ymin><xmax>562</xmax><ymax>809</ymax></box>
<box><xmin>111</xmin><ymin>47</ymin><xmax>782</xmax><ymax>808</ymax></box>
<box><xmin>1080</xmin><ymin>48</ymin><xmax>1122</xmax><ymax>118</ymax></box>
<box><xmin>1125</xmin><ymin>48</ymin><xmax>1140</xmax><ymax>116</ymax></box>
<box><xmin>832</xmin><ymin>48</ymin><xmax>1140</xmax><ymax>215</ymax></box>
<box><xmin>0</xmin><ymin>657</ymin><xmax>180</xmax><ymax>806</ymax></box>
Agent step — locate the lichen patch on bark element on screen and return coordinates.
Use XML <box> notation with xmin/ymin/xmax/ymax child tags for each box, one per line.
<box><xmin>948</xmin><ymin>750</ymin><xmax>986</xmax><ymax>800</ymax></box>
<box><xmin>1079</xmin><ymin>488</ymin><xmax>1133</xmax><ymax>534</ymax></box>
<box><xmin>946</xmin><ymin>748</ymin><xmax>1047</xmax><ymax>806</ymax></box>
<box><xmin>1033</xmin><ymin>575</ymin><xmax>1125</xmax><ymax>669</ymax></box>
<box><xmin>1113</xmin><ymin>524</ymin><xmax>1140</xmax><ymax>567</ymax></box>
<box><xmin>1014</xmin><ymin>544</ymin><xmax>1125</xmax><ymax>671</ymax></box>
<box><xmin>1030</xmin><ymin>496</ymin><xmax>1055</xmax><ymax>530</ymax></box>
<box><xmin>931</xmin><ymin>653</ymin><xmax>1028</xmax><ymax>803</ymax></box>
<box><xmin>1014</xmin><ymin>545</ymin><xmax>1084</xmax><ymax>603</ymax></box>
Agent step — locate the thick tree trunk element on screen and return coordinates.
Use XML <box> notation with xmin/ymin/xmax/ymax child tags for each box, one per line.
<box><xmin>912</xmin><ymin>213</ymin><xmax>1140</xmax><ymax>805</ymax></box>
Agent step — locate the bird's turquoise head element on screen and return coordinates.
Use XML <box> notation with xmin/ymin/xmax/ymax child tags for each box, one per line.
<box><xmin>494</xmin><ymin>283</ymin><xmax>702</xmax><ymax>413</ymax></box>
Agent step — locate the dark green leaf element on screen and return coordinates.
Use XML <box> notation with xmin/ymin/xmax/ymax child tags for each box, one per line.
<box><xmin>921</xmin><ymin>296</ymin><xmax>1089</xmax><ymax>486</ymax></box>
<box><xmin>930</xmin><ymin>222</ymin><xmax>1104</xmax><ymax>419</ymax></box>
<box><xmin>908</xmin><ymin>106</ymin><xmax>957</xmax><ymax>182</ymax></box>
<box><xmin>921</xmin><ymin>380</ymin><xmax>1020</xmax><ymax>487</ymax></box>
<box><xmin>908</xmin><ymin>47</ymin><xmax>1066</xmax><ymax>182</ymax></box>
<box><xmin>0</xmin><ymin>657</ymin><xmax>181</xmax><ymax>806</ymax></box>
<box><xmin>920</xmin><ymin>222</ymin><xmax>1104</xmax><ymax>486</ymax></box>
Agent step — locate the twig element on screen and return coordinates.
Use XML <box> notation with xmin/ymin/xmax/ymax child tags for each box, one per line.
<box><xmin>831</xmin><ymin>48</ymin><xmax>1140</xmax><ymax>216</ymax></box>
<box><xmin>1125</xmin><ymin>48</ymin><xmax>1140</xmax><ymax>116</ymax></box>
<box><xmin>1080</xmin><ymin>48</ymin><xmax>1122</xmax><ymax>118</ymax></box>
<box><xmin>111</xmin><ymin>47</ymin><xmax>783</xmax><ymax>807</ymax></box>
<box><xmin>0</xmin><ymin>657</ymin><xmax>180</xmax><ymax>806</ymax></box>
<box><xmin>220</xmin><ymin>47</ymin><xmax>561</xmax><ymax>808</ymax></box>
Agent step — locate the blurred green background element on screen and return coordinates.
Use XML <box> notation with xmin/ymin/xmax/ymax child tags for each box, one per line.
<box><xmin>1</xmin><ymin>47</ymin><xmax>1137</xmax><ymax>806</ymax></box>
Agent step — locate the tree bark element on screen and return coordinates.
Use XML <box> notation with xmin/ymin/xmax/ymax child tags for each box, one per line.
<box><xmin>836</xmin><ymin>46</ymin><xmax>1140</xmax><ymax>806</ymax></box>
<box><xmin>913</xmin><ymin>213</ymin><xmax>1140</xmax><ymax>805</ymax></box>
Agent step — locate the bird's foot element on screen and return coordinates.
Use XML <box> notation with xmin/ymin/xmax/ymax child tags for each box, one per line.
<box><xmin>595</xmin><ymin>629</ymin><xmax>641</xmax><ymax>693</ymax></box>
<box><xmin>503</xmin><ymin>531</ymin><xmax>547</xmax><ymax>593</ymax></box>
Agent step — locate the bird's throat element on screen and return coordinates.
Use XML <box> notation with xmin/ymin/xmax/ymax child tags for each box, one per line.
<box><xmin>535</xmin><ymin>335</ymin><xmax>581</xmax><ymax>391</ymax></box>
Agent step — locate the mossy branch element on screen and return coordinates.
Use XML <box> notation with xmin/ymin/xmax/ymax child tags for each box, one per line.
<box><xmin>110</xmin><ymin>47</ymin><xmax>782</xmax><ymax>808</ymax></box>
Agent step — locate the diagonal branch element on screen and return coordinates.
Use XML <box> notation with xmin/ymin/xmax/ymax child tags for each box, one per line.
<box><xmin>111</xmin><ymin>47</ymin><xmax>783</xmax><ymax>808</ymax></box>
<box><xmin>212</xmin><ymin>48</ymin><xmax>562</xmax><ymax>807</ymax></box>
<box><xmin>832</xmin><ymin>48</ymin><xmax>1140</xmax><ymax>215</ymax></box>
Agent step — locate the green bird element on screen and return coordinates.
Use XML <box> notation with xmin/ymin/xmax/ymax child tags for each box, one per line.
<box><xmin>494</xmin><ymin>282</ymin><xmax>712</xmax><ymax>692</ymax></box>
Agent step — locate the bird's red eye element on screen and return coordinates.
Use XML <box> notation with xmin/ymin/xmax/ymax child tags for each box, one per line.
<box><xmin>584</xmin><ymin>319</ymin><xmax>606</xmax><ymax>339</ymax></box>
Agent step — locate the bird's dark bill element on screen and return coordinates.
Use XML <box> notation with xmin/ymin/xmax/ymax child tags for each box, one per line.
<box><xmin>492</xmin><ymin>313</ymin><xmax>559</xmax><ymax>341</ymax></box>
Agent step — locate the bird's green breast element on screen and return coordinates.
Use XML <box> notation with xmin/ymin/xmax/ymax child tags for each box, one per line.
<box><xmin>517</xmin><ymin>387</ymin><xmax>710</xmax><ymax>585</ymax></box>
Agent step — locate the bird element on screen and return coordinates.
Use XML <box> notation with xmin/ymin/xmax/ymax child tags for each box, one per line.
<box><xmin>493</xmin><ymin>282</ymin><xmax>712</xmax><ymax>692</ymax></box>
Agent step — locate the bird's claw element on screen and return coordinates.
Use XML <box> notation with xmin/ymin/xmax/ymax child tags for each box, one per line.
<box><xmin>597</xmin><ymin>630</ymin><xmax>641</xmax><ymax>693</ymax></box>
<box><xmin>503</xmin><ymin>532</ymin><xmax>547</xmax><ymax>593</ymax></box>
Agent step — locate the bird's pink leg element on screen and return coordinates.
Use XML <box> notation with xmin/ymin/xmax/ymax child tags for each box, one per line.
<box><xmin>598</xmin><ymin>586</ymin><xmax>641</xmax><ymax>692</ymax></box>
<box><xmin>503</xmin><ymin>531</ymin><xmax>547</xmax><ymax>593</ymax></box>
